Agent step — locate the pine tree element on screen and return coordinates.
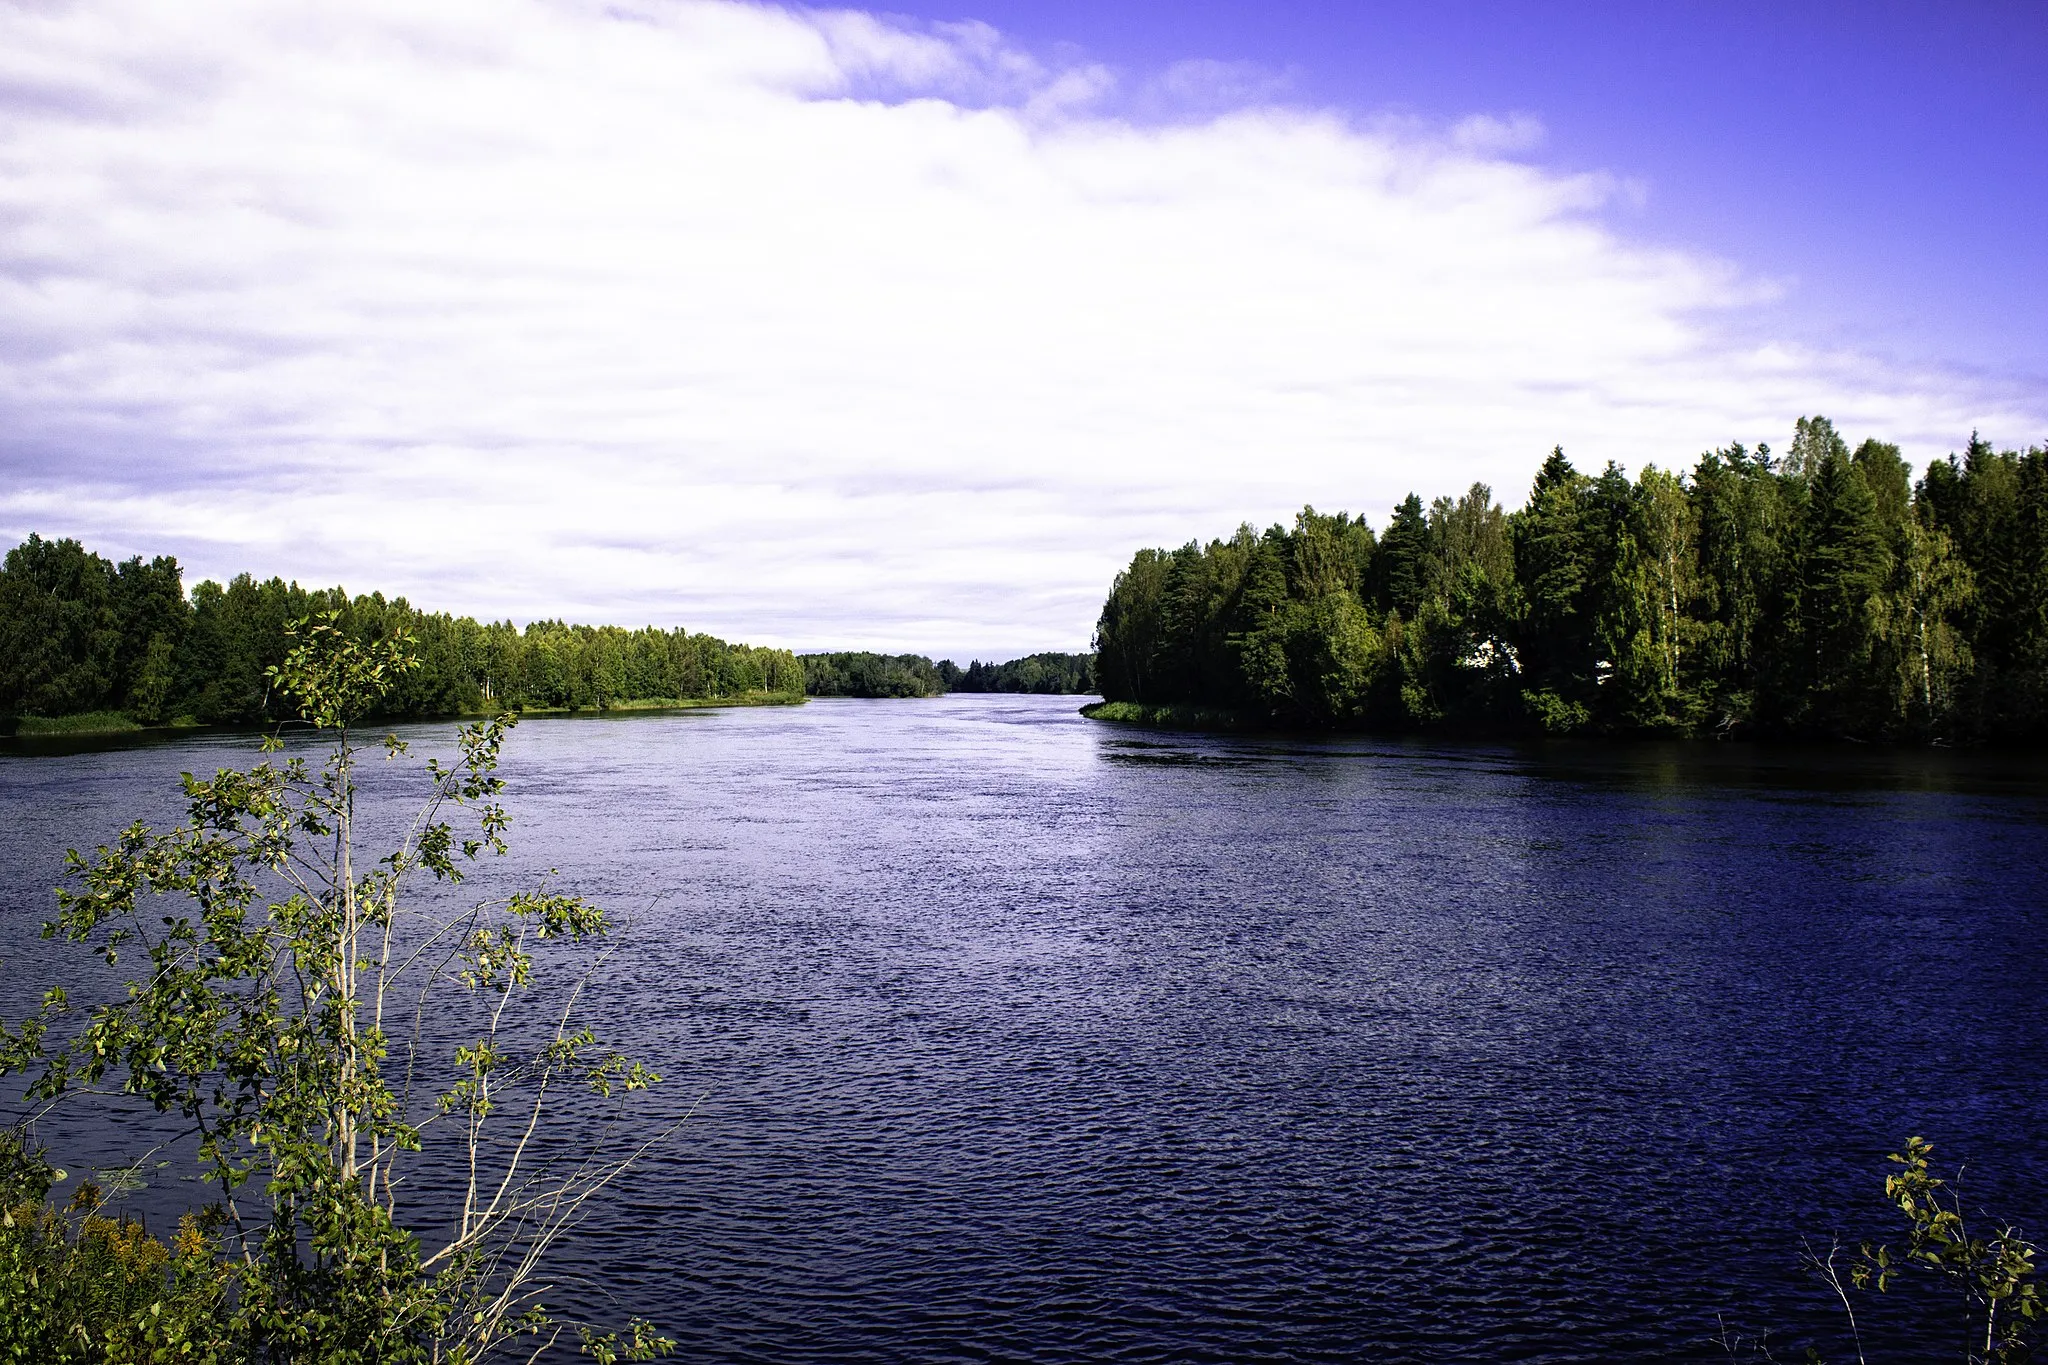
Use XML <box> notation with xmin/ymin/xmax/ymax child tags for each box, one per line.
<box><xmin>1801</xmin><ymin>449</ymin><xmax>1893</xmax><ymax>733</ymax></box>
<box><xmin>1372</xmin><ymin>494</ymin><xmax>1429</xmax><ymax>619</ymax></box>
<box><xmin>1510</xmin><ymin>448</ymin><xmax>1594</xmax><ymax>714</ymax></box>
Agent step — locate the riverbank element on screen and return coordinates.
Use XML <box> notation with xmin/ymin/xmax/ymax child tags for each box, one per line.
<box><xmin>2</xmin><ymin>691</ymin><xmax>807</xmax><ymax>739</ymax></box>
<box><xmin>1079</xmin><ymin>700</ymin><xmax>1260</xmax><ymax>731</ymax></box>
<box><xmin>508</xmin><ymin>691</ymin><xmax>806</xmax><ymax>718</ymax></box>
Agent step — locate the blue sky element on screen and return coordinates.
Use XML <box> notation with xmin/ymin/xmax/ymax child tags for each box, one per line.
<box><xmin>0</xmin><ymin>0</ymin><xmax>2042</xmax><ymax>658</ymax></box>
<box><xmin>909</xmin><ymin>0</ymin><xmax>2048</xmax><ymax>375</ymax></box>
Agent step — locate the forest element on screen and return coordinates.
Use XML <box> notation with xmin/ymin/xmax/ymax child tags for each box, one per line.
<box><xmin>800</xmin><ymin>651</ymin><xmax>1096</xmax><ymax>698</ymax></box>
<box><xmin>801</xmin><ymin>651</ymin><xmax>953</xmax><ymax>698</ymax></box>
<box><xmin>952</xmin><ymin>652</ymin><xmax>1096</xmax><ymax>695</ymax></box>
<box><xmin>1094</xmin><ymin>419</ymin><xmax>2048</xmax><ymax>742</ymax></box>
<box><xmin>0</xmin><ymin>539</ymin><xmax>805</xmax><ymax>729</ymax></box>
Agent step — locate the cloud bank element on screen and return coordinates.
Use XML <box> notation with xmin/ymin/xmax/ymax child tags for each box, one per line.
<box><xmin>0</xmin><ymin>0</ymin><xmax>2036</xmax><ymax>655</ymax></box>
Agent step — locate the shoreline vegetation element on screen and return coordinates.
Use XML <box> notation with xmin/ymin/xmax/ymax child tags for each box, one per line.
<box><xmin>0</xmin><ymin>533</ymin><xmax>807</xmax><ymax>735</ymax></box>
<box><xmin>2</xmin><ymin>621</ymin><xmax>680</xmax><ymax>1359</ymax></box>
<box><xmin>2</xmin><ymin>691</ymin><xmax>813</xmax><ymax>739</ymax></box>
<box><xmin>1093</xmin><ymin>419</ymin><xmax>2048</xmax><ymax>745</ymax></box>
<box><xmin>800</xmin><ymin>650</ymin><xmax>1094</xmax><ymax>699</ymax></box>
<box><xmin>1078</xmin><ymin>700</ymin><xmax>1257</xmax><ymax>731</ymax></box>
<box><xmin>0</xmin><ymin>534</ymin><xmax>1095</xmax><ymax>738</ymax></box>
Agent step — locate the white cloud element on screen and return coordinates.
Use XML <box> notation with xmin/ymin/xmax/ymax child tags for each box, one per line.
<box><xmin>0</xmin><ymin>0</ymin><xmax>2037</xmax><ymax>656</ymax></box>
<box><xmin>1447</xmin><ymin>112</ymin><xmax>1545</xmax><ymax>156</ymax></box>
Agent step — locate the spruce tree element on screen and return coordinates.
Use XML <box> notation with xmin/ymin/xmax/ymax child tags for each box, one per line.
<box><xmin>1510</xmin><ymin>448</ymin><xmax>1594</xmax><ymax>710</ymax></box>
<box><xmin>1801</xmin><ymin>449</ymin><xmax>1892</xmax><ymax>733</ymax></box>
<box><xmin>1372</xmin><ymin>494</ymin><xmax>1429</xmax><ymax>619</ymax></box>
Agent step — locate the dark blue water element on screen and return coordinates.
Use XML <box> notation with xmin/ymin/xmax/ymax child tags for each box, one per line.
<box><xmin>4</xmin><ymin>695</ymin><xmax>2046</xmax><ymax>1361</ymax></box>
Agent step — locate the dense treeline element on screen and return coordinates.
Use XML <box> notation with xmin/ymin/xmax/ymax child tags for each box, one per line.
<box><xmin>801</xmin><ymin>652</ymin><xmax>953</xmax><ymax>698</ymax></box>
<box><xmin>951</xmin><ymin>652</ymin><xmax>1096</xmax><ymax>694</ymax></box>
<box><xmin>0</xmin><ymin>535</ymin><xmax>803</xmax><ymax>727</ymax></box>
<box><xmin>1095</xmin><ymin>419</ymin><xmax>2048</xmax><ymax>742</ymax></box>
<box><xmin>800</xmin><ymin>650</ymin><xmax>1097</xmax><ymax>698</ymax></box>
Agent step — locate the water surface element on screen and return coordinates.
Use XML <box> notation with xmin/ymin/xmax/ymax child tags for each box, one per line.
<box><xmin>4</xmin><ymin>695</ymin><xmax>2045</xmax><ymax>1361</ymax></box>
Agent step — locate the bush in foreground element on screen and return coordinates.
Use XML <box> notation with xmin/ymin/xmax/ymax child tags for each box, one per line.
<box><xmin>1</xmin><ymin>614</ymin><xmax>676</xmax><ymax>1361</ymax></box>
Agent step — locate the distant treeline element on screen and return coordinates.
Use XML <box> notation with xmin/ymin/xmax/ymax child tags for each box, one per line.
<box><xmin>952</xmin><ymin>652</ymin><xmax>1095</xmax><ymax>694</ymax></box>
<box><xmin>801</xmin><ymin>651</ymin><xmax>1096</xmax><ymax>698</ymax></box>
<box><xmin>0</xmin><ymin>536</ymin><xmax>803</xmax><ymax>727</ymax></box>
<box><xmin>1095</xmin><ymin>419</ymin><xmax>2048</xmax><ymax>742</ymax></box>
<box><xmin>801</xmin><ymin>652</ymin><xmax>951</xmax><ymax>699</ymax></box>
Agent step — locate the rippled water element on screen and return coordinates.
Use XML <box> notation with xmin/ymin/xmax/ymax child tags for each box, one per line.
<box><xmin>5</xmin><ymin>695</ymin><xmax>2047</xmax><ymax>1361</ymax></box>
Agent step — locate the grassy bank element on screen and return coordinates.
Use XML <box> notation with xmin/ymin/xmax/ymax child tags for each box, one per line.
<box><xmin>510</xmin><ymin>691</ymin><xmax>806</xmax><ymax>716</ymax></box>
<box><xmin>6</xmin><ymin>710</ymin><xmax>153</xmax><ymax>736</ymax></box>
<box><xmin>1078</xmin><ymin>700</ymin><xmax>1260</xmax><ymax>731</ymax></box>
<box><xmin>3</xmin><ymin>692</ymin><xmax>808</xmax><ymax>738</ymax></box>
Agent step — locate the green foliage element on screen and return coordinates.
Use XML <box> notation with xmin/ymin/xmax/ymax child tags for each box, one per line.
<box><xmin>1</xmin><ymin>618</ymin><xmax>671</xmax><ymax>1361</ymax></box>
<box><xmin>1096</xmin><ymin>419</ymin><xmax>2036</xmax><ymax>741</ymax></box>
<box><xmin>1372</xmin><ymin>494</ymin><xmax>1427</xmax><ymax>619</ymax></box>
<box><xmin>577</xmin><ymin>1318</ymin><xmax>677</xmax><ymax>1364</ymax></box>
<box><xmin>1510</xmin><ymin>448</ymin><xmax>1595</xmax><ymax>708</ymax></box>
<box><xmin>1799</xmin><ymin>447</ymin><xmax>1894</xmax><ymax>733</ymax></box>
<box><xmin>0</xmin><ymin>536</ymin><xmax>128</xmax><ymax>718</ymax></box>
<box><xmin>1095</xmin><ymin>499</ymin><xmax>1518</xmax><ymax>730</ymax></box>
<box><xmin>1077</xmin><ymin>700</ymin><xmax>1257</xmax><ymax>730</ymax></box>
<box><xmin>950</xmin><ymin>652</ymin><xmax>1095</xmax><ymax>694</ymax></box>
<box><xmin>800</xmin><ymin>651</ymin><xmax>950</xmax><ymax>698</ymax></box>
<box><xmin>7</xmin><ymin>711</ymin><xmax>146</xmax><ymax>737</ymax></box>
<box><xmin>0</xmin><ymin>1135</ymin><xmax>236</xmax><ymax>1365</ymax></box>
<box><xmin>800</xmin><ymin>650</ymin><xmax>1096</xmax><ymax>698</ymax></box>
<box><xmin>1764</xmin><ymin>1137</ymin><xmax>2043</xmax><ymax>1365</ymax></box>
<box><xmin>1919</xmin><ymin>437</ymin><xmax>2048</xmax><ymax>738</ymax></box>
<box><xmin>1094</xmin><ymin>547</ymin><xmax>1172</xmax><ymax>704</ymax></box>
<box><xmin>1849</xmin><ymin>1137</ymin><xmax>2042</xmax><ymax>1364</ymax></box>
<box><xmin>1521</xmin><ymin>688</ymin><xmax>1590</xmax><ymax>735</ymax></box>
<box><xmin>0</xmin><ymin>543</ymin><xmax>803</xmax><ymax>728</ymax></box>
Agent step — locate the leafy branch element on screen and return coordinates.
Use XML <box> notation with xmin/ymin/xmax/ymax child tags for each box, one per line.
<box><xmin>2</xmin><ymin>613</ymin><xmax>682</xmax><ymax>1361</ymax></box>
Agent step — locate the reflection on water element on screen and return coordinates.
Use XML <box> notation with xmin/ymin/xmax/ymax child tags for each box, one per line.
<box><xmin>4</xmin><ymin>696</ymin><xmax>2046</xmax><ymax>1362</ymax></box>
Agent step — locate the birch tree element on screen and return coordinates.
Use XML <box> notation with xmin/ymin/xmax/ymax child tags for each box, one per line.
<box><xmin>2</xmin><ymin>614</ymin><xmax>676</xmax><ymax>1363</ymax></box>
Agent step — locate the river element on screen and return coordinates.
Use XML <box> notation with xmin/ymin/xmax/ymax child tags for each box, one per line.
<box><xmin>4</xmin><ymin>694</ymin><xmax>2045</xmax><ymax>1361</ymax></box>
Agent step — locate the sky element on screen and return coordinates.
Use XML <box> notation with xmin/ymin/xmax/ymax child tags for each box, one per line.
<box><xmin>0</xmin><ymin>0</ymin><xmax>2043</xmax><ymax>660</ymax></box>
